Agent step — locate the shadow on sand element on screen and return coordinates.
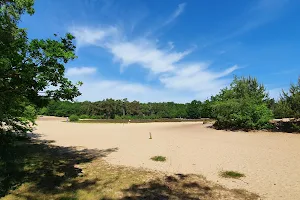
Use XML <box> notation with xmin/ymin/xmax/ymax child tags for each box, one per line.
<box><xmin>0</xmin><ymin>133</ymin><xmax>118</xmax><ymax>197</ymax></box>
<box><xmin>102</xmin><ymin>173</ymin><xmax>258</xmax><ymax>200</ymax></box>
<box><xmin>119</xmin><ymin>174</ymin><xmax>211</xmax><ymax>200</ymax></box>
<box><xmin>1</xmin><ymin>133</ymin><xmax>258</xmax><ymax>200</ymax></box>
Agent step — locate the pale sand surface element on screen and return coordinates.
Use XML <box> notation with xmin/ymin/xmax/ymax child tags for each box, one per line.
<box><xmin>35</xmin><ymin>117</ymin><xmax>300</xmax><ymax>200</ymax></box>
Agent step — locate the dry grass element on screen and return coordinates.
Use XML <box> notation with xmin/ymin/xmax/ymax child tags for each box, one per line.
<box><xmin>1</xmin><ymin>137</ymin><xmax>259</xmax><ymax>200</ymax></box>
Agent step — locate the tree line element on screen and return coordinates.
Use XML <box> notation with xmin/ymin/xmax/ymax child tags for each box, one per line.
<box><xmin>39</xmin><ymin>76</ymin><xmax>300</xmax><ymax>132</ymax></box>
<box><xmin>40</xmin><ymin>76</ymin><xmax>300</xmax><ymax>129</ymax></box>
<box><xmin>39</xmin><ymin>99</ymin><xmax>205</xmax><ymax>120</ymax></box>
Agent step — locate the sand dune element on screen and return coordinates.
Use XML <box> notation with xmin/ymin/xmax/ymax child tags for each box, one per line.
<box><xmin>35</xmin><ymin>117</ymin><xmax>300</xmax><ymax>200</ymax></box>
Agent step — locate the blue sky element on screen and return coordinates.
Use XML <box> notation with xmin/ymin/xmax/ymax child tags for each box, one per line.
<box><xmin>21</xmin><ymin>0</ymin><xmax>300</xmax><ymax>102</ymax></box>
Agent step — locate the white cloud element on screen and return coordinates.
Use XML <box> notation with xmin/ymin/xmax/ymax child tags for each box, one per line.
<box><xmin>70</xmin><ymin>26</ymin><xmax>117</xmax><ymax>48</ymax></box>
<box><xmin>216</xmin><ymin>65</ymin><xmax>239</xmax><ymax>77</ymax></box>
<box><xmin>66</xmin><ymin>67</ymin><xmax>97</xmax><ymax>76</ymax></box>
<box><xmin>164</xmin><ymin>3</ymin><xmax>186</xmax><ymax>25</ymax></box>
<box><xmin>160</xmin><ymin>63</ymin><xmax>238</xmax><ymax>96</ymax></box>
<box><xmin>108</xmin><ymin>40</ymin><xmax>192</xmax><ymax>74</ymax></box>
<box><xmin>70</xmin><ymin>26</ymin><xmax>193</xmax><ymax>74</ymax></box>
<box><xmin>69</xmin><ymin>26</ymin><xmax>238</xmax><ymax>102</ymax></box>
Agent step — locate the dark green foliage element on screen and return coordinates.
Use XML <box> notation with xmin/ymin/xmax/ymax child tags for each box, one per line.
<box><xmin>272</xmin><ymin>120</ymin><xmax>300</xmax><ymax>133</ymax></box>
<box><xmin>220</xmin><ymin>171</ymin><xmax>245</xmax><ymax>179</ymax></box>
<box><xmin>186</xmin><ymin>100</ymin><xmax>201</xmax><ymax>119</ymax></box>
<box><xmin>0</xmin><ymin>0</ymin><xmax>81</xmax><ymax>135</ymax></box>
<box><xmin>273</xmin><ymin>77</ymin><xmax>300</xmax><ymax>119</ymax></box>
<box><xmin>78</xmin><ymin>118</ymin><xmax>204</xmax><ymax>123</ymax></box>
<box><xmin>69</xmin><ymin>115</ymin><xmax>79</xmax><ymax>122</ymax></box>
<box><xmin>273</xmin><ymin>101</ymin><xmax>293</xmax><ymax>119</ymax></box>
<box><xmin>200</xmin><ymin>100</ymin><xmax>214</xmax><ymax>118</ymax></box>
<box><xmin>79</xmin><ymin>115</ymin><xmax>89</xmax><ymax>119</ymax></box>
<box><xmin>39</xmin><ymin>99</ymin><xmax>193</xmax><ymax>119</ymax></box>
<box><xmin>213</xmin><ymin>76</ymin><xmax>273</xmax><ymax>130</ymax></box>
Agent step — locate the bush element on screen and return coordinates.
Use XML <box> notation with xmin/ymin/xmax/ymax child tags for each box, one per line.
<box><xmin>219</xmin><ymin>171</ymin><xmax>245</xmax><ymax>179</ymax></box>
<box><xmin>213</xmin><ymin>76</ymin><xmax>273</xmax><ymax>130</ymax></box>
<box><xmin>69</xmin><ymin>115</ymin><xmax>79</xmax><ymax>122</ymax></box>
<box><xmin>38</xmin><ymin>107</ymin><xmax>48</xmax><ymax>115</ymax></box>
<box><xmin>114</xmin><ymin>115</ymin><xmax>124</xmax><ymax>120</ymax></box>
<box><xmin>90</xmin><ymin>115</ymin><xmax>102</xmax><ymax>119</ymax></box>
<box><xmin>273</xmin><ymin>77</ymin><xmax>300</xmax><ymax>119</ymax></box>
<box><xmin>79</xmin><ymin>115</ymin><xmax>90</xmax><ymax>119</ymax></box>
<box><xmin>151</xmin><ymin>156</ymin><xmax>166</xmax><ymax>162</ymax></box>
<box><xmin>22</xmin><ymin>105</ymin><xmax>37</xmax><ymax>123</ymax></box>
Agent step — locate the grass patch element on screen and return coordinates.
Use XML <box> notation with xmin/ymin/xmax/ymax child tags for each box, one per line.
<box><xmin>220</xmin><ymin>170</ymin><xmax>246</xmax><ymax>179</ymax></box>
<box><xmin>151</xmin><ymin>155</ymin><xmax>167</xmax><ymax>162</ymax></box>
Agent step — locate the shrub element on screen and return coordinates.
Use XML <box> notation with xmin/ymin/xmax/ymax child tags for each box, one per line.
<box><xmin>114</xmin><ymin>115</ymin><xmax>124</xmax><ymax>120</ymax></box>
<box><xmin>150</xmin><ymin>156</ymin><xmax>166</xmax><ymax>162</ymax></box>
<box><xmin>220</xmin><ymin>171</ymin><xmax>245</xmax><ymax>179</ymax></box>
<box><xmin>38</xmin><ymin>107</ymin><xmax>48</xmax><ymax>115</ymax></box>
<box><xmin>79</xmin><ymin>115</ymin><xmax>89</xmax><ymax>119</ymax></box>
<box><xmin>23</xmin><ymin>105</ymin><xmax>37</xmax><ymax>123</ymax></box>
<box><xmin>90</xmin><ymin>115</ymin><xmax>102</xmax><ymax>119</ymax></box>
<box><xmin>213</xmin><ymin>76</ymin><xmax>273</xmax><ymax>130</ymax></box>
<box><xmin>69</xmin><ymin>115</ymin><xmax>79</xmax><ymax>122</ymax></box>
<box><xmin>213</xmin><ymin>99</ymin><xmax>273</xmax><ymax>130</ymax></box>
<box><xmin>274</xmin><ymin>77</ymin><xmax>300</xmax><ymax>119</ymax></box>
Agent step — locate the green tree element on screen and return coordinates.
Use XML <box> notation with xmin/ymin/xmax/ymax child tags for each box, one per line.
<box><xmin>213</xmin><ymin>76</ymin><xmax>273</xmax><ymax>130</ymax></box>
<box><xmin>273</xmin><ymin>100</ymin><xmax>293</xmax><ymax>119</ymax></box>
<box><xmin>186</xmin><ymin>100</ymin><xmax>201</xmax><ymax>119</ymax></box>
<box><xmin>274</xmin><ymin>77</ymin><xmax>300</xmax><ymax>119</ymax></box>
<box><xmin>201</xmin><ymin>100</ymin><xmax>213</xmax><ymax>118</ymax></box>
<box><xmin>0</xmin><ymin>0</ymin><xmax>81</xmax><ymax>135</ymax></box>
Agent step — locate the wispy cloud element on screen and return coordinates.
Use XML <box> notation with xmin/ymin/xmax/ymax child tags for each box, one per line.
<box><xmin>69</xmin><ymin>24</ymin><xmax>238</xmax><ymax>101</ymax></box>
<box><xmin>66</xmin><ymin>67</ymin><xmax>97</xmax><ymax>76</ymax></box>
<box><xmin>164</xmin><ymin>3</ymin><xmax>186</xmax><ymax>25</ymax></box>
<box><xmin>160</xmin><ymin>64</ymin><xmax>238</xmax><ymax>95</ymax></box>
<box><xmin>70</xmin><ymin>26</ymin><xmax>193</xmax><ymax>74</ymax></box>
<box><xmin>108</xmin><ymin>40</ymin><xmax>193</xmax><ymax>74</ymax></box>
<box><xmin>273</xmin><ymin>69</ymin><xmax>298</xmax><ymax>75</ymax></box>
<box><xmin>236</xmin><ymin>0</ymin><xmax>288</xmax><ymax>35</ymax></box>
<box><xmin>70</xmin><ymin>26</ymin><xmax>118</xmax><ymax>48</ymax></box>
<box><xmin>205</xmin><ymin>0</ymin><xmax>289</xmax><ymax>47</ymax></box>
<box><xmin>252</xmin><ymin>0</ymin><xmax>289</xmax><ymax>12</ymax></box>
<box><xmin>143</xmin><ymin>3</ymin><xmax>187</xmax><ymax>38</ymax></box>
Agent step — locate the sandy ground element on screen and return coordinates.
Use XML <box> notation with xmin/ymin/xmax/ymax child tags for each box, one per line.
<box><xmin>34</xmin><ymin>117</ymin><xmax>300</xmax><ymax>200</ymax></box>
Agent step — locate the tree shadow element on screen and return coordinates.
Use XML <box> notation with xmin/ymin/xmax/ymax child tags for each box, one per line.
<box><xmin>116</xmin><ymin>173</ymin><xmax>259</xmax><ymax>200</ymax></box>
<box><xmin>119</xmin><ymin>174</ymin><xmax>212</xmax><ymax>200</ymax></box>
<box><xmin>0</xmin><ymin>134</ymin><xmax>118</xmax><ymax>197</ymax></box>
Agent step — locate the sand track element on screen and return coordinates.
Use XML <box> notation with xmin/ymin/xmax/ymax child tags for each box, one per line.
<box><xmin>35</xmin><ymin>117</ymin><xmax>300</xmax><ymax>200</ymax></box>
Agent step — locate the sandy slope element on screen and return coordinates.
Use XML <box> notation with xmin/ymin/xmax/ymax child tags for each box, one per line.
<box><xmin>35</xmin><ymin>117</ymin><xmax>300</xmax><ymax>200</ymax></box>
